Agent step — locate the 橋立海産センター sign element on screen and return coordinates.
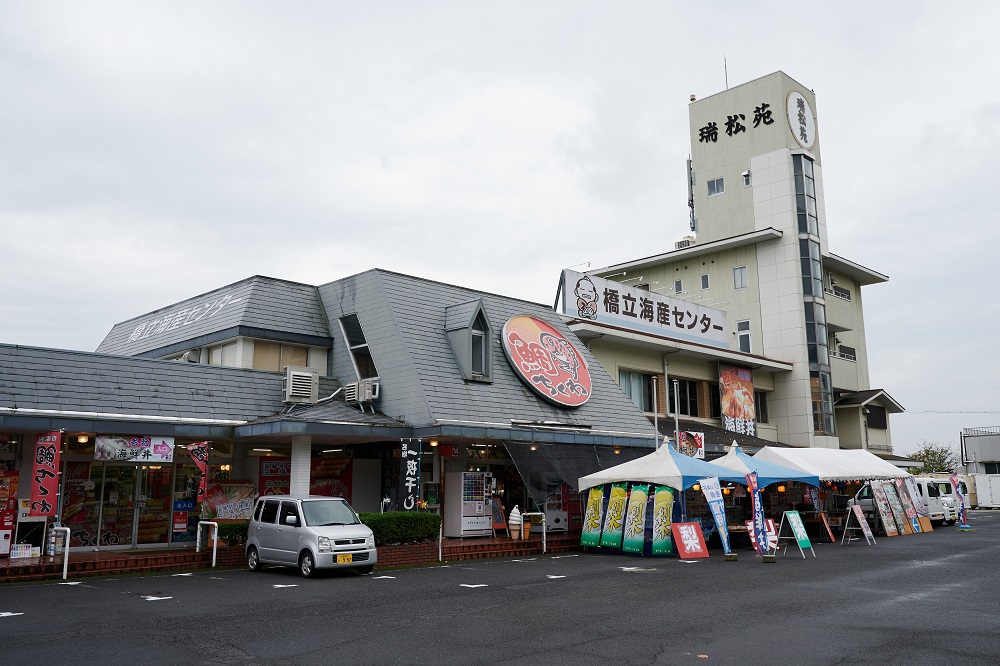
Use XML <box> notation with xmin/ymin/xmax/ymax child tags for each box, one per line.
<box><xmin>560</xmin><ymin>270</ymin><xmax>728</xmax><ymax>348</ymax></box>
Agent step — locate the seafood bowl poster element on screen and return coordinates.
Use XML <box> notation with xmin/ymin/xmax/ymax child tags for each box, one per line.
<box><xmin>719</xmin><ymin>364</ymin><xmax>756</xmax><ymax>437</ymax></box>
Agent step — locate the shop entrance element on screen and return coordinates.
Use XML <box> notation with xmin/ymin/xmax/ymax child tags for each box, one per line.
<box><xmin>63</xmin><ymin>462</ymin><xmax>175</xmax><ymax>549</ymax></box>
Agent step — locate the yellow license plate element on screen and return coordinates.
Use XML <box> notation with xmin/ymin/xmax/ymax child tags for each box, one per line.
<box><xmin>336</xmin><ymin>553</ymin><xmax>353</xmax><ymax>564</ymax></box>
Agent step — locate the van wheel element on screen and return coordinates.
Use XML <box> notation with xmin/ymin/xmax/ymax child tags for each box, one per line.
<box><xmin>247</xmin><ymin>546</ymin><xmax>262</xmax><ymax>572</ymax></box>
<box><xmin>299</xmin><ymin>551</ymin><xmax>316</xmax><ymax>578</ymax></box>
<box><xmin>946</xmin><ymin>519</ymin><xmax>957</xmax><ymax>525</ymax></box>
<box><xmin>357</xmin><ymin>565</ymin><xmax>374</xmax><ymax>575</ymax></box>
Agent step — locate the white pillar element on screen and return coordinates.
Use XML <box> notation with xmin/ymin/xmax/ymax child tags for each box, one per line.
<box><xmin>290</xmin><ymin>435</ymin><xmax>312</xmax><ymax>496</ymax></box>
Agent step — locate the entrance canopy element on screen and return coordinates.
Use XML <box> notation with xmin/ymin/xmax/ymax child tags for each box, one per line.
<box><xmin>712</xmin><ymin>444</ymin><xmax>820</xmax><ymax>488</ymax></box>
<box><xmin>753</xmin><ymin>446</ymin><xmax>911</xmax><ymax>482</ymax></box>
<box><xmin>579</xmin><ymin>445</ymin><xmax>746</xmax><ymax>492</ymax></box>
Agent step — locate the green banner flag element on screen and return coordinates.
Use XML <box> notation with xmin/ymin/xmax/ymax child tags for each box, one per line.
<box><xmin>785</xmin><ymin>510</ymin><xmax>812</xmax><ymax>549</ymax></box>
<box><xmin>600</xmin><ymin>482</ymin><xmax>628</xmax><ymax>548</ymax></box>
<box><xmin>622</xmin><ymin>484</ymin><xmax>649</xmax><ymax>554</ymax></box>
<box><xmin>651</xmin><ymin>485</ymin><xmax>675</xmax><ymax>555</ymax></box>
<box><xmin>580</xmin><ymin>486</ymin><xmax>605</xmax><ymax>547</ymax></box>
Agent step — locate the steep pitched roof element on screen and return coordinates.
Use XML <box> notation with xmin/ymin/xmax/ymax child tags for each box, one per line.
<box><xmin>95</xmin><ymin>276</ymin><xmax>331</xmax><ymax>357</ymax></box>
<box><xmin>319</xmin><ymin>269</ymin><xmax>657</xmax><ymax>438</ymax></box>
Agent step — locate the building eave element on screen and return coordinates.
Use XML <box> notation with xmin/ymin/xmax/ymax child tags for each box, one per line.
<box><xmin>588</xmin><ymin>228</ymin><xmax>784</xmax><ymax>276</ymax></box>
<box><xmin>823</xmin><ymin>253</ymin><xmax>889</xmax><ymax>286</ymax></box>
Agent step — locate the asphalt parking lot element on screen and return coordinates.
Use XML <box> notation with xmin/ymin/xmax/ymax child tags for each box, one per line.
<box><xmin>1</xmin><ymin>511</ymin><xmax>998</xmax><ymax>665</ymax></box>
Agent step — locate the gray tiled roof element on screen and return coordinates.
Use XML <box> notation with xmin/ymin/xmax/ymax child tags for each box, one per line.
<box><xmin>0</xmin><ymin>343</ymin><xmax>317</xmax><ymax>424</ymax></box>
<box><xmin>248</xmin><ymin>399</ymin><xmax>404</xmax><ymax>427</ymax></box>
<box><xmin>319</xmin><ymin>269</ymin><xmax>657</xmax><ymax>437</ymax></box>
<box><xmin>95</xmin><ymin>276</ymin><xmax>331</xmax><ymax>357</ymax></box>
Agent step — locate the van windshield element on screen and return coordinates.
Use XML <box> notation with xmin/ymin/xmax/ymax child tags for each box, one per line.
<box><xmin>301</xmin><ymin>499</ymin><xmax>360</xmax><ymax>527</ymax></box>
<box><xmin>936</xmin><ymin>483</ymin><xmax>953</xmax><ymax>495</ymax></box>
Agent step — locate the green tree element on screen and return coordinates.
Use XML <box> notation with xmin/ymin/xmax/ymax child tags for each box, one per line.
<box><xmin>909</xmin><ymin>441</ymin><xmax>959</xmax><ymax>474</ymax></box>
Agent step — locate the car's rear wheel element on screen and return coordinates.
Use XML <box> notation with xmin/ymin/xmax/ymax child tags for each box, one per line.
<box><xmin>357</xmin><ymin>565</ymin><xmax>374</xmax><ymax>575</ymax></box>
<box><xmin>299</xmin><ymin>551</ymin><xmax>316</xmax><ymax>578</ymax></box>
<box><xmin>247</xmin><ymin>546</ymin><xmax>261</xmax><ymax>572</ymax></box>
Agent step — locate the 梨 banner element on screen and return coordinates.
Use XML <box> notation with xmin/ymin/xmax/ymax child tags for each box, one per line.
<box><xmin>581</xmin><ymin>486</ymin><xmax>605</xmax><ymax>547</ymax></box>
<box><xmin>599</xmin><ymin>482</ymin><xmax>628</xmax><ymax>548</ymax></box>
<box><xmin>720</xmin><ymin>365</ymin><xmax>756</xmax><ymax>437</ymax></box>
<box><xmin>186</xmin><ymin>442</ymin><xmax>209</xmax><ymax>503</ymax></box>
<box><xmin>622</xmin><ymin>484</ymin><xmax>649</xmax><ymax>554</ymax></box>
<box><xmin>651</xmin><ymin>486</ymin><xmax>674</xmax><ymax>555</ymax></box>
<box><xmin>30</xmin><ymin>431</ymin><xmax>62</xmax><ymax>516</ymax></box>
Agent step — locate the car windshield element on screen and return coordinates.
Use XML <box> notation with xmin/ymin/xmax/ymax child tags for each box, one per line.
<box><xmin>301</xmin><ymin>499</ymin><xmax>360</xmax><ymax>526</ymax></box>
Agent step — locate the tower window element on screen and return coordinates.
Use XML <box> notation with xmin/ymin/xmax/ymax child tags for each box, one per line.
<box><xmin>707</xmin><ymin>177</ymin><xmax>725</xmax><ymax>196</ymax></box>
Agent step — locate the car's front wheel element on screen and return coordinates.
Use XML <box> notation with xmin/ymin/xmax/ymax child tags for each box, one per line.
<box><xmin>299</xmin><ymin>551</ymin><xmax>316</xmax><ymax>578</ymax></box>
<box><xmin>946</xmin><ymin>519</ymin><xmax>957</xmax><ymax>525</ymax></box>
<box><xmin>247</xmin><ymin>546</ymin><xmax>261</xmax><ymax>572</ymax></box>
<box><xmin>357</xmin><ymin>565</ymin><xmax>374</xmax><ymax>575</ymax></box>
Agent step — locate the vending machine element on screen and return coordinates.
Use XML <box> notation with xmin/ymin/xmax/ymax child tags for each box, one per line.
<box><xmin>443</xmin><ymin>471</ymin><xmax>492</xmax><ymax>538</ymax></box>
<box><xmin>544</xmin><ymin>484</ymin><xmax>570</xmax><ymax>533</ymax></box>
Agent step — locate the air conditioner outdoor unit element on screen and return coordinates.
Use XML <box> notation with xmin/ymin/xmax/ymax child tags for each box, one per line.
<box><xmin>675</xmin><ymin>236</ymin><xmax>696</xmax><ymax>250</ymax></box>
<box><xmin>282</xmin><ymin>366</ymin><xmax>319</xmax><ymax>404</ymax></box>
<box><xmin>344</xmin><ymin>378</ymin><xmax>380</xmax><ymax>404</ymax></box>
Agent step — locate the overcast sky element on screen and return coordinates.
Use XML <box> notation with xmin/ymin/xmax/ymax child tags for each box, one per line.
<box><xmin>2</xmin><ymin>2</ymin><xmax>997</xmax><ymax>455</ymax></box>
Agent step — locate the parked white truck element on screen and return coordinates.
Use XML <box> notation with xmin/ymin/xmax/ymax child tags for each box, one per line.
<box><xmin>971</xmin><ymin>474</ymin><xmax>1000</xmax><ymax>509</ymax></box>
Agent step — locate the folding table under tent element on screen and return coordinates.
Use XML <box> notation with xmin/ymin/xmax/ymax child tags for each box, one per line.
<box><xmin>578</xmin><ymin>444</ymin><xmax>746</xmax><ymax>492</ymax></box>
<box><xmin>712</xmin><ymin>444</ymin><xmax>820</xmax><ymax>488</ymax></box>
<box><xmin>751</xmin><ymin>446</ymin><xmax>911</xmax><ymax>482</ymax></box>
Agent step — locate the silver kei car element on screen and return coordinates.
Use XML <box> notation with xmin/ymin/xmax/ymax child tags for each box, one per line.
<box><xmin>246</xmin><ymin>495</ymin><xmax>377</xmax><ymax>577</ymax></box>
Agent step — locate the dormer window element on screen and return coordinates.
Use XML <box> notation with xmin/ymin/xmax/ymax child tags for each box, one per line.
<box><xmin>445</xmin><ymin>300</ymin><xmax>493</xmax><ymax>382</ymax></box>
<box><xmin>471</xmin><ymin>312</ymin><xmax>487</xmax><ymax>375</ymax></box>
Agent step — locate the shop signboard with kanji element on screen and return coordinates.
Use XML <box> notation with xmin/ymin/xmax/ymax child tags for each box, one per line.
<box><xmin>95</xmin><ymin>435</ymin><xmax>175</xmax><ymax>462</ymax></box>
<box><xmin>396</xmin><ymin>439</ymin><xmax>420</xmax><ymax>511</ymax></box>
<box><xmin>720</xmin><ymin>365</ymin><xmax>756</xmax><ymax>437</ymax></box>
<box><xmin>501</xmin><ymin>315</ymin><xmax>592</xmax><ymax>408</ymax></box>
<box><xmin>599</xmin><ymin>482</ymin><xmax>628</xmax><ymax>548</ymax></box>
<box><xmin>561</xmin><ymin>270</ymin><xmax>728</xmax><ymax>349</ymax></box>
<box><xmin>678</xmin><ymin>431</ymin><xmax>704</xmax><ymax>459</ymax></box>
<box><xmin>621</xmin><ymin>484</ymin><xmax>649</xmax><ymax>554</ymax></box>
<box><xmin>30</xmin><ymin>431</ymin><xmax>62</xmax><ymax>516</ymax></box>
<box><xmin>882</xmin><ymin>482</ymin><xmax>912</xmax><ymax>535</ymax></box>
<box><xmin>893</xmin><ymin>477</ymin><xmax>922</xmax><ymax>533</ymax></box>
<box><xmin>580</xmin><ymin>486</ymin><xmax>605</xmax><ymax>547</ymax></box>
<box><xmin>671</xmin><ymin>522</ymin><xmax>709</xmax><ymax>559</ymax></box>
<box><xmin>870</xmin><ymin>482</ymin><xmax>898</xmax><ymax>536</ymax></box>
<box><xmin>651</xmin><ymin>486</ymin><xmax>674</xmax><ymax>555</ymax></box>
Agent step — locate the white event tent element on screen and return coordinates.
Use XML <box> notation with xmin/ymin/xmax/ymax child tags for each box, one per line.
<box><xmin>752</xmin><ymin>447</ymin><xmax>911</xmax><ymax>482</ymax></box>
<box><xmin>578</xmin><ymin>444</ymin><xmax>745</xmax><ymax>492</ymax></box>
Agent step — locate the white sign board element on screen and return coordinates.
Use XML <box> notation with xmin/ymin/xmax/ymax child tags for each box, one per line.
<box><xmin>561</xmin><ymin>270</ymin><xmax>729</xmax><ymax>348</ymax></box>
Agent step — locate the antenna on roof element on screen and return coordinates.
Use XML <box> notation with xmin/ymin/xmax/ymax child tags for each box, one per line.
<box><xmin>724</xmin><ymin>55</ymin><xmax>729</xmax><ymax>90</ymax></box>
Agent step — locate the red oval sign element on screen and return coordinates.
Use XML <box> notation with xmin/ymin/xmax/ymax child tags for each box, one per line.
<box><xmin>502</xmin><ymin>315</ymin><xmax>592</xmax><ymax>407</ymax></box>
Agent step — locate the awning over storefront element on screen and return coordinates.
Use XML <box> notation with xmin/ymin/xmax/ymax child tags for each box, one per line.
<box><xmin>505</xmin><ymin>442</ymin><xmax>651</xmax><ymax>508</ymax></box>
<box><xmin>752</xmin><ymin>446</ymin><xmax>911</xmax><ymax>482</ymax></box>
<box><xmin>578</xmin><ymin>444</ymin><xmax>746</xmax><ymax>493</ymax></box>
<box><xmin>712</xmin><ymin>444</ymin><xmax>820</xmax><ymax>488</ymax></box>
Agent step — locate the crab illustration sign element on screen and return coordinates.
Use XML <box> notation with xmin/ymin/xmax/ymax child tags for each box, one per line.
<box><xmin>502</xmin><ymin>315</ymin><xmax>592</xmax><ymax>407</ymax></box>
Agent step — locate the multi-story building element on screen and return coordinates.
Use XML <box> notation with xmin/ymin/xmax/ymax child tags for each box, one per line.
<box><xmin>560</xmin><ymin>71</ymin><xmax>903</xmax><ymax>456</ymax></box>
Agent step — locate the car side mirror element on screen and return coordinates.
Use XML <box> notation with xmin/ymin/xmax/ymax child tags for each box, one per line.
<box><xmin>285</xmin><ymin>515</ymin><xmax>298</xmax><ymax>526</ymax></box>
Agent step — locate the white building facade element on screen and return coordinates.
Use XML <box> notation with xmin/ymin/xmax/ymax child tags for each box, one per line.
<box><xmin>562</xmin><ymin>71</ymin><xmax>902</xmax><ymax>454</ymax></box>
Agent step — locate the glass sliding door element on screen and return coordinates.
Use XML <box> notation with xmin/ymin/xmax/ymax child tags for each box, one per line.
<box><xmin>98</xmin><ymin>464</ymin><xmax>137</xmax><ymax>547</ymax></box>
<box><xmin>136</xmin><ymin>465</ymin><xmax>172</xmax><ymax>545</ymax></box>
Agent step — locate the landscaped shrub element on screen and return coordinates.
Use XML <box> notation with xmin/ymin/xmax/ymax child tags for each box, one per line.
<box><xmin>358</xmin><ymin>511</ymin><xmax>442</xmax><ymax>546</ymax></box>
<box><xmin>218</xmin><ymin>521</ymin><xmax>249</xmax><ymax>547</ymax></box>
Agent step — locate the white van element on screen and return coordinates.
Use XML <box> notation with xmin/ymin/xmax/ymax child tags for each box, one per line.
<box><xmin>912</xmin><ymin>477</ymin><xmax>958</xmax><ymax>525</ymax></box>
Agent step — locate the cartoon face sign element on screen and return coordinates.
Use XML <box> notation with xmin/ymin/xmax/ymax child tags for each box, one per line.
<box><xmin>574</xmin><ymin>276</ymin><xmax>598</xmax><ymax>320</ymax></box>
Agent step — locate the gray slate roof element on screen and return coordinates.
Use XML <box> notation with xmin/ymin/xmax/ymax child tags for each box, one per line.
<box><xmin>96</xmin><ymin>276</ymin><xmax>331</xmax><ymax>358</ymax></box>
<box><xmin>318</xmin><ymin>269</ymin><xmax>657</xmax><ymax>438</ymax></box>
<box><xmin>0</xmin><ymin>343</ymin><xmax>331</xmax><ymax>427</ymax></box>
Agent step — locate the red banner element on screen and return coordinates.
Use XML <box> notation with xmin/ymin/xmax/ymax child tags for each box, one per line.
<box><xmin>186</xmin><ymin>442</ymin><xmax>209</xmax><ymax>503</ymax></box>
<box><xmin>30</xmin><ymin>431</ymin><xmax>62</xmax><ymax>516</ymax></box>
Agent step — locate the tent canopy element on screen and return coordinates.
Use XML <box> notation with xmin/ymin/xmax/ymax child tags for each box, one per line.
<box><xmin>752</xmin><ymin>446</ymin><xmax>911</xmax><ymax>482</ymax></box>
<box><xmin>579</xmin><ymin>445</ymin><xmax>746</xmax><ymax>492</ymax></box>
<box><xmin>712</xmin><ymin>444</ymin><xmax>820</xmax><ymax>488</ymax></box>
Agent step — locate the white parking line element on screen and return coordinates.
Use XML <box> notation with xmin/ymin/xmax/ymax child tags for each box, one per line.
<box><xmin>1</xmin><ymin>612</ymin><xmax>25</xmax><ymax>617</ymax></box>
<box><xmin>620</xmin><ymin>566</ymin><xmax>656</xmax><ymax>572</ymax></box>
<box><xmin>272</xmin><ymin>584</ymin><xmax>298</xmax><ymax>589</ymax></box>
<box><xmin>511</xmin><ymin>558</ymin><xmax>537</xmax><ymax>562</ymax></box>
<box><xmin>546</xmin><ymin>575</ymin><xmax>566</xmax><ymax>579</ymax></box>
<box><xmin>58</xmin><ymin>581</ymin><xmax>83</xmax><ymax>585</ymax></box>
<box><xmin>372</xmin><ymin>576</ymin><xmax>396</xmax><ymax>580</ymax></box>
<box><xmin>550</xmin><ymin>554</ymin><xmax>578</xmax><ymax>559</ymax></box>
<box><xmin>143</xmin><ymin>596</ymin><xmax>172</xmax><ymax>601</ymax></box>
<box><xmin>172</xmin><ymin>573</ymin><xmax>193</xmax><ymax>577</ymax></box>
<box><xmin>460</xmin><ymin>584</ymin><xmax>488</xmax><ymax>588</ymax></box>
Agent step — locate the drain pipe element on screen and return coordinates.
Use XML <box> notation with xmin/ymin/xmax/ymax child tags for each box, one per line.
<box><xmin>438</xmin><ymin>523</ymin><xmax>443</xmax><ymax>562</ymax></box>
<box><xmin>196</xmin><ymin>521</ymin><xmax>219</xmax><ymax>568</ymax></box>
